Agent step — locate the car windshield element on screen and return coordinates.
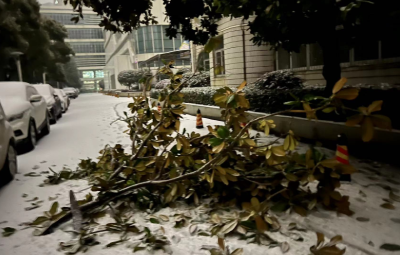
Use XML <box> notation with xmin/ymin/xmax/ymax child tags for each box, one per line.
<box><xmin>34</xmin><ymin>85</ymin><xmax>52</xmax><ymax>95</ymax></box>
<box><xmin>0</xmin><ymin>82</ymin><xmax>27</xmax><ymax>100</ymax></box>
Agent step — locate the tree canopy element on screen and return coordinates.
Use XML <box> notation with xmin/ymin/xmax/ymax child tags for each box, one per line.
<box><xmin>65</xmin><ymin>0</ymin><xmax>400</xmax><ymax>90</ymax></box>
<box><xmin>0</xmin><ymin>0</ymin><xmax>74</xmax><ymax>82</ymax></box>
<box><xmin>117</xmin><ymin>70</ymin><xmax>147</xmax><ymax>89</ymax></box>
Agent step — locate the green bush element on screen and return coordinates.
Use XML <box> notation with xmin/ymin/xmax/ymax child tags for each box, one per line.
<box><xmin>253</xmin><ymin>70</ymin><xmax>303</xmax><ymax>90</ymax></box>
<box><xmin>154</xmin><ymin>79</ymin><xmax>171</xmax><ymax>89</ymax></box>
<box><xmin>182</xmin><ymin>71</ymin><xmax>211</xmax><ymax>87</ymax></box>
<box><xmin>151</xmin><ymin>87</ymin><xmax>220</xmax><ymax>105</ymax></box>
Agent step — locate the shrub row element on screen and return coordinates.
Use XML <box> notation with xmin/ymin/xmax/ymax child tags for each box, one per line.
<box><xmin>151</xmin><ymin>84</ymin><xmax>400</xmax><ymax>129</ymax></box>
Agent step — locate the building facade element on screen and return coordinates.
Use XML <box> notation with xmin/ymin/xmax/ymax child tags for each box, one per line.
<box><xmin>103</xmin><ymin>0</ymin><xmax>190</xmax><ymax>90</ymax></box>
<box><xmin>191</xmin><ymin>17</ymin><xmax>400</xmax><ymax>87</ymax></box>
<box><xmin>40</xmin><ymin>1</ymin><xmax>105</xmax><ymax>91</ymax></box>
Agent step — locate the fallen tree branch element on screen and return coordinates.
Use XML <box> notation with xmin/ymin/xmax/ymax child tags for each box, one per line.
<box><xmin>40</xmin><ymin>104</ymin><xmax>331</xmax><ymax>235</ymax></box>
<box><xmin>108</xmin><ymin>162</ymin><xmax>127</xmax><ymax>181</ymax></box>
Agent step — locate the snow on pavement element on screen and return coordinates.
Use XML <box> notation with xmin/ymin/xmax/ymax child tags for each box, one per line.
<box><xmin>0</xmin><ymin>93</ymin><xmax>399</xmax><ymax>255</ymax></box>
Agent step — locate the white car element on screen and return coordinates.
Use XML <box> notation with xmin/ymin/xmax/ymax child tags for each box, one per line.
<box><xmin>0</xmin><ymin>102</ymin><xmax>17</xmax><ymax>184</ymax></box>
<box><xmin>55</xmin><ymin>88</ymin><xmax>69</xmax><ymax>112</ymax></box>
<box><xmin>63</xmin><ymin>87</ymin><xmax>78</xmax><ymax>99</ymax></box>
<box><xmin>34</xmin><ymin>84</ymin><xmax>63</xmax><ymax>124</ymax></box>
<box><xmin>0</xmin><ymin>82</ymin><xmax>50</xmax><ymax>151</ymax></box>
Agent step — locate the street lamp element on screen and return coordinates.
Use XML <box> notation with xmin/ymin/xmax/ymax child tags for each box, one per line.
<box><xmin>10</xmin><ymin>51</ymin><xmax>23</xmax><ymax>82</ymax></box>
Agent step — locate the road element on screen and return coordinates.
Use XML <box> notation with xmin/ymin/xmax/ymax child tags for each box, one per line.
<box><xmin>0</xmin><ymin>94</ymin><xmax>133</xmax><ymax>254</ymax></box>
<box><xmin>0</xmin><ymin>93</ymin><xmax>399</xmax><ymax>255</ymax></box>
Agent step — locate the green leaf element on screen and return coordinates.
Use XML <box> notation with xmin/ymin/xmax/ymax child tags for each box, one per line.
<box><xmin>49</xmin><ymin>201</ymin><xmax>59</xmax><ymax>215</ymax></box>
<box><xmin>217</xmin><ymin>126</ymin><xmax>230</xmax><ymax>139</ymax></box>
<box><xmin>30</xmin><ymin>216</ymin><xmax>49</xmax><ymax>226</ymax></box>
<box><xmin>380</xmin><ymin>243</ymin><xmax>400</xmax><ymax>251</ymax></box>
<box><xmin>209</xmin><ymin>138</ymin><xmax>223</xmax><ymax>147</ymax></box>
<box><xmin>149</xmin><ymin>218</ymin><xmax>160</xmax><ymax>224</ymax></box>
<box><xmin>271</xmin><ymin>201</ymin><xmax>289</xmax><ymax>212</ymax></box>
<box><xmin>227</xmin><ymin>94</ymin><xmax>235</xmax><ymax>104</ymax></box>
<box><xmin>284</xmin><ymin>101</ymin><xmax>299</xmax><ymax>106</ymax></box>
<box><xmin>322</xmin><ymin>107</ymin><xmax>336</xmax><ymax>113</ymax></box>
<box><xmin>2</xmin><ymin>227</ymin><xmax>16</xmax><ymax>237</ymax></box>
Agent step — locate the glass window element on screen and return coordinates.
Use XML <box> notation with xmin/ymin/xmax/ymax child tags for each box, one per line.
<box><xmin>382</xmin><ymin>38</ymin><xmax>400</xmax><ymax>59</ymax></box>
<box><xmin>69</xmin><ymin>42</ymin><xmax>104</xmax><ymax>53</ymax></box>
<box><xmin>197</xmin><ymin>51</ymin><xmax>210</xmax><ymax>71</ymax></box>
<box><xmin>292</xmin><ymin>45</ymin><xmax>307</xmax><ymax>68</ymax></box>
<box><xmin>138</xmin><ymin>29</ymin><xmax>145</xmax><ymax>54</ymax></box>
<box><xmin>82</xmin><ymin>71</ymin><xmax>94</xmax><ymax>78</ymax></box>
<box><xmin>213</xmin><ymin>36</ymin><xmax>225</xmax><ymax>76</ymax></box>
<box><xmin>310</xmin><ymin>43</ymin><xmax>323</xmax><ymax>66</ymax></box>
<box><xmin>143</xmin><ymin>27</ymin><xmax>153</xmax><ymax>53</ymax></box>
<box><xmin>163</xmin><ymin>26</ymin><xmax>174</xmax><ymax>52</ymax></box>
<box><xmin>204</xmin><ymin>59</ymin><xmax>210</xmax><ymax>70</ymax></box>
<box><xmin>41</xmin><ymin>13</ymin><xmax>100</xmax><ymax>25</ymax></box>
<box><xmin>95</xmin><ymin>70</ymin><xmax>104</xmax><ymax>78</ymax></box>
<box><xmin>277</xmin><ymin>48</ymin><xmax>290</xmax><ymax>70</ymax></box>
<box><xmin>153</xmin><ymin>26</ymin><xmax>163</xmax><ymax>53</ymax></box>
<box><xmin>354</xmin><ymin>40</ymin><xmax>379</xmax><ymax>61</ymax></box>
<box><xmin>174</xmin><ymin>35</ymin><xmax>182</xmax><ymax>50</ymax></box>
<box><xmin>67</xmin><ymin>28</ymin><xmax>103</xmax><ymax>39</ymax></box>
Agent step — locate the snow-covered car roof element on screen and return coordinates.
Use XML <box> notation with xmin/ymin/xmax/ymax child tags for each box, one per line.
<box><xmin>34</xmin><ymin>84</ymin><xmax>54</xmax><ymax>95</ymax></box>
<box><xmin>63</xmin><ymin>87</ymin><xmax>76</xmax><ymax>91</ymax></box>
<box><xmin>55</xmin><ymin>88</ymin><xmax>66</xmax><ymax>96</ymax></box>
<box><xmin>0</xmin><ymin>82</ymin><xmax>28</xmax><ymax>100</ymax></box>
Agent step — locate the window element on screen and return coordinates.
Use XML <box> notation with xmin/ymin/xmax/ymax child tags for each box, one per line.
<box><xmin>41</xmin><ymin>13</ymin><xmax>101</xmax><ymax>25</ymax></box>
<box><xmin>197</xmin><ymin>51</ymin><xmax>210</xmax><ymax>71</ymax></box>
<box><xmin>69</xmin><ymin>42</ymin><xmax>104</xmax><ymax>53</ymax></box>
<box><xmin>354</xmin><ymin>40</ymin><xmax>379</xmax><ymax>61</ymax></box>
<box><xmin>67</xmin><ymin>28</ymin><xmax>103</xmax><ymax>39</ymax></box>
<box><xmin>382</xmin><ymin>38</ymin><xmax>400</xmax><ymax>59</ymax></box>
<box><xmin>162</xmin><ymin>26</ymin><xmax>174</xmax><ymax>52</ymax></box>
<box><xmin>276</xmin><ymin>40</ymin><xmax>399</xmax><ymax>71</ymax></box>
<box><xmin>174</xmin><ymin>36</ymin><xmax>182</xmax><ymax>50</ymax></box>
<box><xmin>95</xmin><ymin>70</ymin><xmax>104</xmax><ymax>78</ymax></box>
<box><xmin>82</xmin><ymin>71</ymin><xmax>94</xmax><ymax>78</ymax></box>
<box><xmin>292</xmin><ymin>45</ymin><xmax>307</xmax><ymax>68</ymax></box>
<box><xmin>277</xmin><ymin>48</ymin><xmax>290</xmax><ymax>70</ymax></box>
<box><xmin>213</xmin><ymin>36</ymin><xmax>225</xmax><ymax>76</ymax></box>
<box><xmin>309</xmin><ymin>43</ymin><xmax>324</xmax><ymax>66</ymax></box>
<box><xmin>153</xmin><ymin>26</ymin><xmax>163</xmax><ymax>53</ymax></box>
<box><xmin>144</xmin><ymin>27</ymin><xmax>153</xmax><ymax>53</ymax></box>
<box><xmin>137</xmin><ymin>30</ymin><xmax>145</xmax><ymax>54</ymax></box>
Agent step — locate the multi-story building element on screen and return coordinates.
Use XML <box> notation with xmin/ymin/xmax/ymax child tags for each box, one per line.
<box><xmin>103</xmin><ymin>0</ymin><xmax>190</xmax><ymax>90</ymax></box>
<box><xmin>191</xmin><ymin>17</ymin><xmax>400</xmax><ymax>87</ymax></box>
<box><xmin>40</xmin><ymin>1</ymin><xmax>105</xmax><ymax>91</ymax></box>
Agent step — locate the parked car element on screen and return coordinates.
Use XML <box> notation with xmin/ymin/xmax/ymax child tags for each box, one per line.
<box><xmin>34</xmin><ymin>84</ymin><xmax>63</xmax><ymax>124</ymax></box>
<box><xmin>55</xmin><ymin>88</ymin><xmax>69</xmax><ymax>113</ymax></box>
<box><xmin>0</xmin><ymin>82</ymin><xmax>50</xmax><ymax>151</ymax></box>
<box><xmin>0</xmin><ymin>101</ymin><xmax>17</xmax><ymax>184</ymax></box>
<box><xmin>63</xmin><ymin>87</ymin><xmax>78</xmax><ymax>99</ymax></box>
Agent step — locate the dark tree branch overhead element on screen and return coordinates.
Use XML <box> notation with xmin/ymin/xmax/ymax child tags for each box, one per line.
<box><xmin>66</xmin><ymin>0</ymin><xmax>400</xmax><ymax>89</ymax></box>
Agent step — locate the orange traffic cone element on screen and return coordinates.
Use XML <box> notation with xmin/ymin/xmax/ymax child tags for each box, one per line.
<box><xmin>196</xmin><ymin>109</ymin><xmax>204</xmax><ymax>129</ymax></box>
<box><xmin>336</xmin><ymin>133</ymin><xmax>351</xmax><ymax>182</ymax></box>
<box><xmin>157</xmin><ymin>103</ymin><xmax>161</xmax><ymax>113</ymax></box>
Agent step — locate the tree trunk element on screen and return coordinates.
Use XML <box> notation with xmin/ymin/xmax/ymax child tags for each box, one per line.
<box><xmin>319</xmin><ymin>32</ymin><xmax>341</xmax><ymax>96</ymax></box>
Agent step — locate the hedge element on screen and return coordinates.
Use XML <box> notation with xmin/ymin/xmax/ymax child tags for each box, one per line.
<box><xmin>150</xmin><ymin>84</ymin><xmax>400</xmax><ymax>129</ymax></box>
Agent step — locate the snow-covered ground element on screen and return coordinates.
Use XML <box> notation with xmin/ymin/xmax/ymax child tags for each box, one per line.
<box><xmin>0</xmin><ymin>93</ymin><xmax>399</xmax><ymax>255</ymax></box>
